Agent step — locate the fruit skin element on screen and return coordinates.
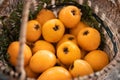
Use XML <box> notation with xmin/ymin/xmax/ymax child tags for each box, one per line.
<box><xmin>32</xmin><ymin>40</ymin><xmax>55</xmax><ymax>54</ymax></box>
<box><xmin>36</xmin><ymin>9</ymin><xmax>56</xmax><ymax>26</ymax></box>
<box><xmin>25</xmin><ymin>65</ymin><xmax>39</xmax><ymax>78</ymax></box>
<box><xmin>7</xmin><ymin>41</ymin><xmax>32</xmax><ymax>67</ymax></box>
<box><xmin>38</xmin><ymin>66</ymin><xmax>71</xmax><ymax>80</ymax></box>
<box><xmin>70</xmin><ymin>21</ymin><xmax>88</xmax><ymax>37</ymax></box>
<box><xmin>84</xmin><ymin>50</ymin><xmax>109</xmax><ymax>71</ymax></box>
<box><xmin>57</xmin><ymin>41</ymin><xmax>81</xmax><ymax>65</ymax></box>
<box><xmin>42</xmin><ymin>19</ymin><xmax>65</xmax><ymax>43</ymax></box>
<box><xmin>26</xmin><ymin>20</ymin><xmax>41</xmax><ymax>42</ymax></box>
<box><xmin>56</xmin><ymin>34</ymin><xmax>77</xmax><ymax>49</ymax></box>
<box><xmin>77</xmin><ymin>27</ymin><xmax>101</xmax><ymax>51</ymax></box>
<box><xmin>59</xmin><ymin>5</ymin><xmax>82</xmax><ymax>28</ymax></box>
<box><xmin>69</xmin><ymin>59</ymin><xmax>93</xmax><ymax>77</ymax></box>
<box><xmin>29</xmin><ymin>50</ymin><xmax>56</xmax><ymax>73</ymax></box>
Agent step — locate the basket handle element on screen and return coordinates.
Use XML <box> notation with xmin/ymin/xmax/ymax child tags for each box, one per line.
<box><xmin>16</xmin><ymin>0</ymin><xmax>33</xmax><ymax>80</ymax></box>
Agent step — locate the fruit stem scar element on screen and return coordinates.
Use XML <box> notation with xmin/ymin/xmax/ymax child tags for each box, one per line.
<box><xmin>53</xmin><ymin>25</ymin><xmax>59</xmax><ymax>31</ymax></box>
<box><xmin>71</xmin><ymin>10</ymin><xmax>76</xmax><ymax>15</ymax></box>
<box><xmin>68</xmin><ymin>37</ymin><xmax>74</xmax><ymax>40</ymax></box>
<box><xmin>83</xmin><ymin>30</ymin><xmax>89</xmax><ymax>35</ymax></box>
<box><xmin>34</xmin><ymin>24</ymin><xmax>40</xmax><ymax>30</ymax></box>
<box><xmin>63</xmin><ymin>47</ymin><xmax>69</xmax><ymax>54</ymax></box>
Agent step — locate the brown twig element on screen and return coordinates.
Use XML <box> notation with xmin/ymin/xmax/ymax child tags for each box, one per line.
<box><xmin>17</xmin><ymin>0</ymin><xmax>31</xmax><ymax>80</ymax></box>
<box><xmin>0</xmin><ymin>0</ymin><xmax>9</xmax><ymax>11</ymax></box>
<box><xmin>30</xmin><ymin>0</ymin><xmax>38</xmax><ymax>12</ymax></box>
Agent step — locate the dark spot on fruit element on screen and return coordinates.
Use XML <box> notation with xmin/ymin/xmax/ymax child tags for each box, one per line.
<box><xmin>63</xmin><ymin>47</ymin><xmax>69</xmax><ymax>54</ymax></box>
<box><xmin>83</xmin><ymin>30</ymin><xmax>89</xmax><ymax>35</ymax></box>
<box><xmin>70</xmin><ymin>63</ymin><xmax>74</xmax><ymax>70</ymax></box>
<box><xmin>34</xmin><ymin>24</ymin><xmax>40</xmax><ymax>30</ymax></box>
<box><xmin>71</xmin><ymin>10</ymin><xmax>76</xmax><ymax>15</ymax></box>
<box><xmin>68</xmin><ymin>37</ymin><xmax>74</xmax><ymax>40</ymax></box>
<box><xmin>53</xmin><ymin>25</ymin><xmax>59</xmax><ymax>31</ymax></box>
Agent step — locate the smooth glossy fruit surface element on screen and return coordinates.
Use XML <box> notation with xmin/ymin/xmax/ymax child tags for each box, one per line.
<box><xmin>32</xmin><ymin>40</ymin><xmax>55</xmax><ymax>54</ymax></box>
<box><xmin>30</xmin><ymin>50</ymin><xmax>56</xmax><ymax>73</ymax></box>
<box><xmin>38</xmin><ymin>66</ymin><xmax>71</xmax><ymax>80</ymax></box>
<box><xmin>59</xmin><ymin>5</ymin><xmax>82</xmax><ymax>28</ymax></box>
<box><xmin>36</xmin><ymin>9</ymin><xmax>56</xmax><ymax>26</ymax></box>
<box><xmin>84</xmin><ymin>50</ymin><xmax>109</xmax><ymax>71</ymax></box>
<box><xmin>42</xmin><ymin>19</ymin><xmax>65</xmax><ymax>43</ymax></box>
<box><xmin>7</xmin><ymin>41</ymin><xmax>32</xmax><ymax>66</ymax></box>
<box><xmin>56</xmin><ymin>34</ymin><xmax>77</xmax><ymax>49</ymax></box>
<box><xmin>57</xmin><ymin>41</ymin><xmax>81</xmax><ymax>65</ymax></box>
<box><xmin>70</xmin><ymin>21</ymin><xmax>88</xmax><ymax>37</ymax></box>
<box><xmin>77</xmin><ymin>27</ymin><xmax>101</xmax><ymax>51</ymax></box>
<box><xmin>26</xmin><ymin>20</ymin><xmax>41</xmax><ymax>42</ymax></box>
<box><xmin>69</xmin><ymin>59</ymin><xmax>93</xmax><ymax>77</ymax></box>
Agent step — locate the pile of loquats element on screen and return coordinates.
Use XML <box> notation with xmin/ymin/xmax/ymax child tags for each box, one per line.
<box><xmin>7</xmin><ymin>5</ymin><xmax>109</xmax><ymax>80</ymax></box>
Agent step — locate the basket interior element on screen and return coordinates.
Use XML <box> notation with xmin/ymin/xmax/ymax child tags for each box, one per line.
<box><xmin>0</xmin><ymin>0</ymin><xmax>120</xmax><ymax>80</ymax></box>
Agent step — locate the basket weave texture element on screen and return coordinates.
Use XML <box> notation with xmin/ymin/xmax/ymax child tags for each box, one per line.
<box><xmin>0</xmin><ymin>0</ymin><xmax>120</xmax><ymax>80</ymax></box>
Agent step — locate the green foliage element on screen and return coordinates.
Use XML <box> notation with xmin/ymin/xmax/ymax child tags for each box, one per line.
<box><xmin>0</xmin><ymin>0</ymin><xmax>105</xmax><ymax>64</ymax></box>
<box><xmin>76</xmin><ymin>3</ymin><xmax>105</xmax><ymax>50</ymax></box>
<box><xmin>40</xmin><ymin>0</ymin><xmax>51</xmax><ymax>4</ymax></box>
<box><xmin>61</xmin><ymin>0</ymin><xmax>76</xmax><ymax>2</ymax></box>
<box><xmin>0</xmin><ymin>2</ymin><xmax>23</xmax><ymax>62</ymax></box>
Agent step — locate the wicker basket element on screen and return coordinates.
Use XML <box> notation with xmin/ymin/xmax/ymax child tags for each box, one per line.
<box><xmin>0</xmin><ymin>0</ymin><xmax>120</xmax><ymax>80</ymax></box>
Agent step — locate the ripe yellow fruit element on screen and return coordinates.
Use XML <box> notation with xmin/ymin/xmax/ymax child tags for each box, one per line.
<box><xmin>84</xmin><ymin>50</ymin><xmax>109</xmax><ymax>71</ymax></box>
<box><xmin>25</xmin><ymin>65</ymin><xmax>39</xmax><ymax>78</ymax></box>
<box><xmin>38</xmin><ymin>66</ymin><xmax>72</xmax><ymax>80</ymax></box>
<box><xmin>69</xmin><ymin>59</ymin><xmax>93</xmax><ymax>77</ymax></box>
<box><xmin>26</xmin><ymin>20</ymin><xmax>41</xmax><ymax>42</ymax></box>
<box><xmin>42</xmin><ymin>19</ymin><xmax>65</xmax><ymax>43</ymax></box>
<box><xmin>70</xmin><ymin>21</ymin><xmax>88</xmax><ymax>37</ymax></box>
<box><xmin>77</xmin><ymin>27</ymin><xmax>101</xmax><ymax>51</ymax></box>
<box><xmin>57</xmin><ymin>41</ymin><xmax>81</xmax><ymax>65</ymax></box>
<box><xmin>7</xmin><ymin>41</ymin><xmax>32</xmax><ymax>67</ymax></box>
<box><xmin>56</xmin><ymin>34</ymin><xmax>77</xmax><ymax>49</ymax></box>
<box><xmin>32</xmin><ymin>40</ymin><xmax>55</xmax><ymax>54</ymax></box>
<box><xmin>59</xmin><ymin>5</ymin><xmax>82</xmax><ymax>28</ymax></box>
<box><xmin>29</xmin><ymin>50</ymin><xmax>56</xmax><ymax>73</ymax></box>
<box><xmin>36</xmin><ymin>9</ymin><xmax>56</xmax><ymax>26</ymax></box>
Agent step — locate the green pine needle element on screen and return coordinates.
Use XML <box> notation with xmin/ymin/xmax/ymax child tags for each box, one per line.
<box><xmin>0</xmin><ymin>0</ymin><xmax>105</xmax><ymax>67</ymax></box>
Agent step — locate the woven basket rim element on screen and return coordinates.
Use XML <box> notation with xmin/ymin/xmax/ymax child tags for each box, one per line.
<box><xmin>0</xmin><ymin>0</ymin><xmax>120</xmax><ymax>80</ymax></box>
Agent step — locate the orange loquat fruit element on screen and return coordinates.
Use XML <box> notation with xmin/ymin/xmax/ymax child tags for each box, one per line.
<box><xmin>70</xmin><ymin>21</ymin><xmax>89</xmax><ymax>37</ymax></box>
<box><xmin>7</xmin><ymin>41</ymin><xmax>32</xmax><ymax>67</ymax></box>
<box><xmin>32</xmin><ymin>40</ymin><xmax>55</xmax><ymax>54</ymax></box>
<box><xmin>42</xmin><ymin>19</ymin><xmax>65</xmax><ymax>43</ymax></box>
<box><xmin>84</xmin><ymin>50</ymin><xmax>109</xmax><ymax>71</ymax></box>
<box><xmin>29</xmin><ymin>50</ymin><xmax>56</xmax><ymax>73</ymax></box>
<box><xmin>57</xmin><ymin>41</ymin><xmax>81</xmax><ymax>65</ymax></box>
<box><xmin>59</xmin><ymin>5</ymin><xmax>82</xmax><ymax>28</ymax></box>
<box><xmin>56</xmin><ymin>34</ymin><xmax>77</xmax><ymax>49</ymax></box>
<box><xmin>69</xmin><ymin>59</ymin><xmax>93</xmax><ymax>77</ymax></box>
<box><xmin>38</xmin><ymin>66</ymin><xmax>71</xmax><ymax>80</ymax></box>
<box><xmin>26</xmin><ymin>20</ymin><xmax>41</xmax><ymax>42</ymax></box>
<box><xmin>77</xmin><ymin>27</ymin><xmax>101</xmax><ymax>51</ymax></box>
<box><xmin>36</xmin><ymin>9</ymin><xmax>56</xmax><ymax>26</ymax></box>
